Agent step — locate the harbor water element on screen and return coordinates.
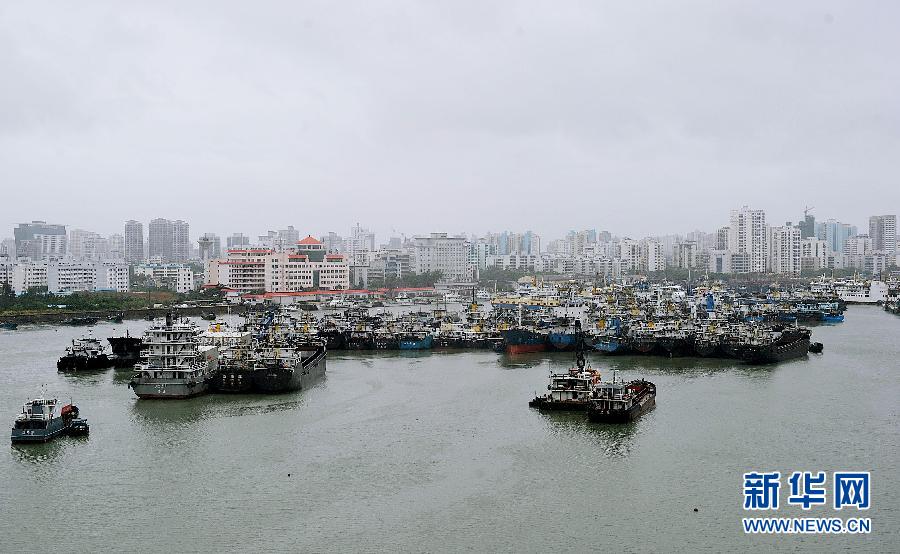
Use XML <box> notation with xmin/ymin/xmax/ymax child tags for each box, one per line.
<box><xmin>1</xmin><ymin>305</ymin><xmax>897</xmax><ymax>552</ymax></box>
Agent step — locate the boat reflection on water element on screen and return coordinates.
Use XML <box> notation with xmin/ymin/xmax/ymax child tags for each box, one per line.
<box><xmin>128</xmin><ymin>393</ymin><xmax>312</xmax><ymax>428</ymax></box>
<box><xmin>536</xmin><ymin>410</ymin><xmax>640</xmax><ymax>458</ymax></box>
<box><xmin>10</xmin><ymin>438</ymin><xmax>69</xmax><ymax>465</ymax></box>
<box><xmin>497</xmin><ymin>352</ymin><xmax>555</xmax><ymax>369</ymax></box>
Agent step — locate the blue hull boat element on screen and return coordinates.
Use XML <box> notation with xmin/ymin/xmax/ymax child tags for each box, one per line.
<box><xmin>548</xmin><ymin>332</ymin><xmax>576</xmax><ymax>351</ymax></box>
<box><xmin>399</xmin><ymin>334</ymin><xmax>433</xmax><ymax>350</ymax></box>
<box><xmin>592</xmin><ymin>336</ymin><xmax>628</xmax><ymax>354</ymax></box>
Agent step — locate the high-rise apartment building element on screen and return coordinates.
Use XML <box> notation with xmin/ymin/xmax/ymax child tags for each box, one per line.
<box><xmin>770</xmin><ymin>225</ymin><xmax>801</xmax><ymax>275</ymax></box>
<box><xmin>124</xmin><ymin>220</ymin><xmax>145</xmax><ymax>263</ymax></box>
<box><xmin>148</xmin><ymin>218</ymin><xmax>174</xmax><ymax>261</ymax></box>
<box><xmin>728</xmin><ymin>207</ymin><xmax>767</xmax><ymax>273</ymax></box>
<box><xmin>173</xmin><ymin>220</ymin><xmax>191</xmax><ymax>262</ymax></box>
<box><xmin>869</xmin><ymin>215</ymin><xmax>897</xmax><ymax>257</ymax></box>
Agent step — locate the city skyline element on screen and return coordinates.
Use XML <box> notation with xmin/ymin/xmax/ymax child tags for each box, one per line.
<box><xmin>1</xmin><ymin>206</ymin><xmax>895</xmax><ymax>252</ymax></box>
<box><xmin>2</xmin><ymin>3</ymin><xmax>899</xmax><ymax>240</ymax></box>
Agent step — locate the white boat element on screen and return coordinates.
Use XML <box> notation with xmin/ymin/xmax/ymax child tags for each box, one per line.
<box><xmin>129</xmin><ymin>313</ymin><xmax>218</xmax><ymax>399</ymax></box>
<box><xmin>326</xmin><ymin>297</ymin><xmax>352</xmax><ymax>309</ymax></box>
<box><xmin>443</xmin><ymin>292</ymin><xmax>463</xmax><ymax>303</ymax></box>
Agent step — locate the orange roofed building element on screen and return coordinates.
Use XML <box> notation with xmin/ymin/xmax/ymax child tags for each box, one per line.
<box><xmin>205</xmin><ymin>235</ymin><xmax>349</xmax><ymax>293</ymax></box>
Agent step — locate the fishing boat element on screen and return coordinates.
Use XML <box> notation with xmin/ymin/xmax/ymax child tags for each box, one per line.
<box><xmin>57</xmin><ymin>334</ymin><xmax>114</xmax><ymax>372</ymax></box>
<box><xmin>591</xmin><ymin>335</ymin><xmax>629</xmax><ymax>354</ymax></box>
<box><xmin>11</xmin><ymin>396</ymin><xmax>84</xmax><ymax>443</ymax></box>
<box><xmin>692</xmin><ymin>333</ymin><xmax>722</xmax><ymax>357</ymax></box>
<box><xmin>820</xmin><ymin>312</ymin><xmax>844</xmax><ymax>323</ymax></box>
<box><xmin>629</xmin><ymin>331</ymin><xmax>657</xmax><ymax>355</ymax></box>
<box><xmin>107</xmin><ymin>332</ymin><xmax>144</xmax><ymax>368</ymax></box>
<box><xmin>586</xmin><ymin>375</ymin><xmax>656</xmax><ymax>423</ymax></box>
<box><xmin>500</xmin><ymin>328</ymin><xmax>548</xmax><ymax>354</ymax></box>
<box><xmin>548</xmin><ymin>328</ymin><xmax>577</xmax><ymax>351</ymax></box>
<box><xmin>398</xmin><ymin>331</ymin><xmax>433</xmax><ymax>350</ymax></box>
<box><xmin>529</xmin><ymin>320</ymin><xmax>602</xmax><ymax>411</ymax></box>
<box><xmin>0</xmin><ymin>322</ymin><xmax>17</xmax><ymax>330</ymax></box>
<box><xmin>741</xmin><ymin>326</ymin><xmax>811</xmax><ymax>364</ymax></box>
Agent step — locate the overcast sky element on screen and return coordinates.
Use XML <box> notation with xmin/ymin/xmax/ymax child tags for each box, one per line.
<box><xmin>1</xmin><ymin>1</ymin><xmax>897</xmax><ymax>243</ymax></box>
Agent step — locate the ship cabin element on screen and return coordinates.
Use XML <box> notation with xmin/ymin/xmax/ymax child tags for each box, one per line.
<box><xmin>591</xmin><ymin>380</ymin><xmax>651</xmax><ymax>413</ymax></box>
<box><xmin>14</xmin><ymin>398</ymin><xmax>58</xmax><ymax>430</ymax></box>
<box><xmin>547</xmin><ymin>368</ymin><xmax>600</xmax><ymax>403</ymax></box>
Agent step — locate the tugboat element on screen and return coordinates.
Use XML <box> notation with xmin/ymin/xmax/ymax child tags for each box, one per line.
<box><xmin>11</xmin><ymin>396</ymin><xmax>84</xmax><ymax>443</ymax></box>
<box><xmin>586</xmin><ymin>374</ymin><xmax>656</xmax><ymax>423</ymax></box>
<box><xmin>57</xmin><ymin>334</ymin><xmax>114</xmax><ymax>372</ymax></box>
<box><xmin>741</xmin><ymin>326</ymin><xmax>811</xmax><ymax>364</ymax></box>
<box><xmin>128</xmin><ymin>313</ymin><xmax>218</xmax><ymax>399</ymax></box>
<box><xmin>107</xmin><ymin>332</ymin><xmax>144</xmax><ymax>368</ymax></box>
<box><xmin>529</xmin><ymin>321</ymin><xmax>600</xmax><ymax>411</ymax></box>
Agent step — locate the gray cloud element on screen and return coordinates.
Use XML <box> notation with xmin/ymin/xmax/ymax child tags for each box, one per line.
<box><xmin>1</xmin><ymin>1</ymin><xmax>897</xmax><ymax>242</ymax></box>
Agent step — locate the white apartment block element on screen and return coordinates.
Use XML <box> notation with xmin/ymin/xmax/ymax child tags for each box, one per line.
<box><xmin>206</xmin><ymin>236</ymin><xmax>350</xmax><ymax>294</ymax></box>
<box><xmin>801</xmin><ymin>238</ymin><xmax>828</xmax><ymax>271</ymax></box>
<box><xmin>642</xmin><ymin>241</ymin><xmax>666</xmax><ymax>273</ymax></box>
<box><xmin>728</xmin><ymin>207</ymin><xmax>767</xmax><ymax>273</ymax></box>
<box><xmin>769</xmin><ymin>226</ymin><xmax>801</xmax><ymax>276</ymax></box>
<box><xmin>10</xmin><ymin>261</ymin><xmax>48</xmax><ymax>294</ymax></box>
<box><xmin>869</xmin><ymin>215</ymin><xmax>897</xmax><ymax>257</ymax></box>
<box><xmin>47</xmin><ymin>261</ymin><xmax>130</xmax><ymax>294</ymax></box>
<box><xmin>413</xmin><ymin>233</ymin><xmax>471</xmax><ymax>281</ymax></box>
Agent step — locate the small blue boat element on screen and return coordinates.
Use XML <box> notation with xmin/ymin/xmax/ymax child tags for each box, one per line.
<box><xmin>398</xmin><ymin>333</ymin><xmax>434</xmax><ymax>350</ymax></box>
<box><xmin>821</xmin><ymin>313</ymin><xmax>844</xmax><ymax>323</ymax></box>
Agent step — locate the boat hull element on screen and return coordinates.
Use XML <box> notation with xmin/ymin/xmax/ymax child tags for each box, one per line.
<box><xmin>528</xmin><ymin>397</ymin><xmax>592</xmax><ymax>411</ymax></box>
<box><xmin>592</xmin><ymin>337</ymin><xmax>629</xmax><ymax>354</ymax></box>
<box><xmin>253</xmin><ymin>349</ymin><xmax>326</xmax><ymax>393</ymax></box>
<box><xmin>210</xmin><ymin>368</ymin><xmax>256</xmax><ymax>393</ymax></box>
<box><xmin>587</xmin><ymin>395</ymin><xmax>655</xmax><ymax>424</ymax></box>
<box><xmin>742</xmin><ymin>337</ymin><xmax>810</xmax><ymax>364</ymax></box>
<box><xmin>11</xmin><ymin>417</ymin><xmax>68</xmax><ymax>443</ymax></box>
<box><xmin>398</xmin><ymin>335</ymin><xmax>433</xmax><ymax>350</ymax></box>
<box><xmin>548</xmin><ymin>332</ymin><xmax>576</xmax><ymax>351</ymax></box>
<box><xmin>501</xmin><ymin>329</ymin><xmax>547</xmax><ymax>354</ymax></box>
<box><xmin>129</xmin><ymin>380</ymin><xmax>209</xmax><ymax>399</ymax></box>
<box><xmin>57</xmin><ymin>354</ymin><xmax>113</xmax><ymax>372</ymax></box>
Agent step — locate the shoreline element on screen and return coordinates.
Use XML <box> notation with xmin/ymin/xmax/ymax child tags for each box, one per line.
<box><xmin>0</xmin><ymin>304</ymin><xmax>250</xmax><ymax>325</ymax></box>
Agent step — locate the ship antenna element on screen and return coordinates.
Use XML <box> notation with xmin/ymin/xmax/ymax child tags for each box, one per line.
<box><xmin>575</xmin><ymin>319</ymin><xmax>586</xmax><ymax>371</ymax></box>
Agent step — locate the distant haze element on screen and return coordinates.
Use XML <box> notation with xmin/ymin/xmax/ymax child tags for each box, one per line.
<box><xmin>1</xmin><ymin>2</ymin><xmax>897</xmax><ymax>241</ymax></box>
